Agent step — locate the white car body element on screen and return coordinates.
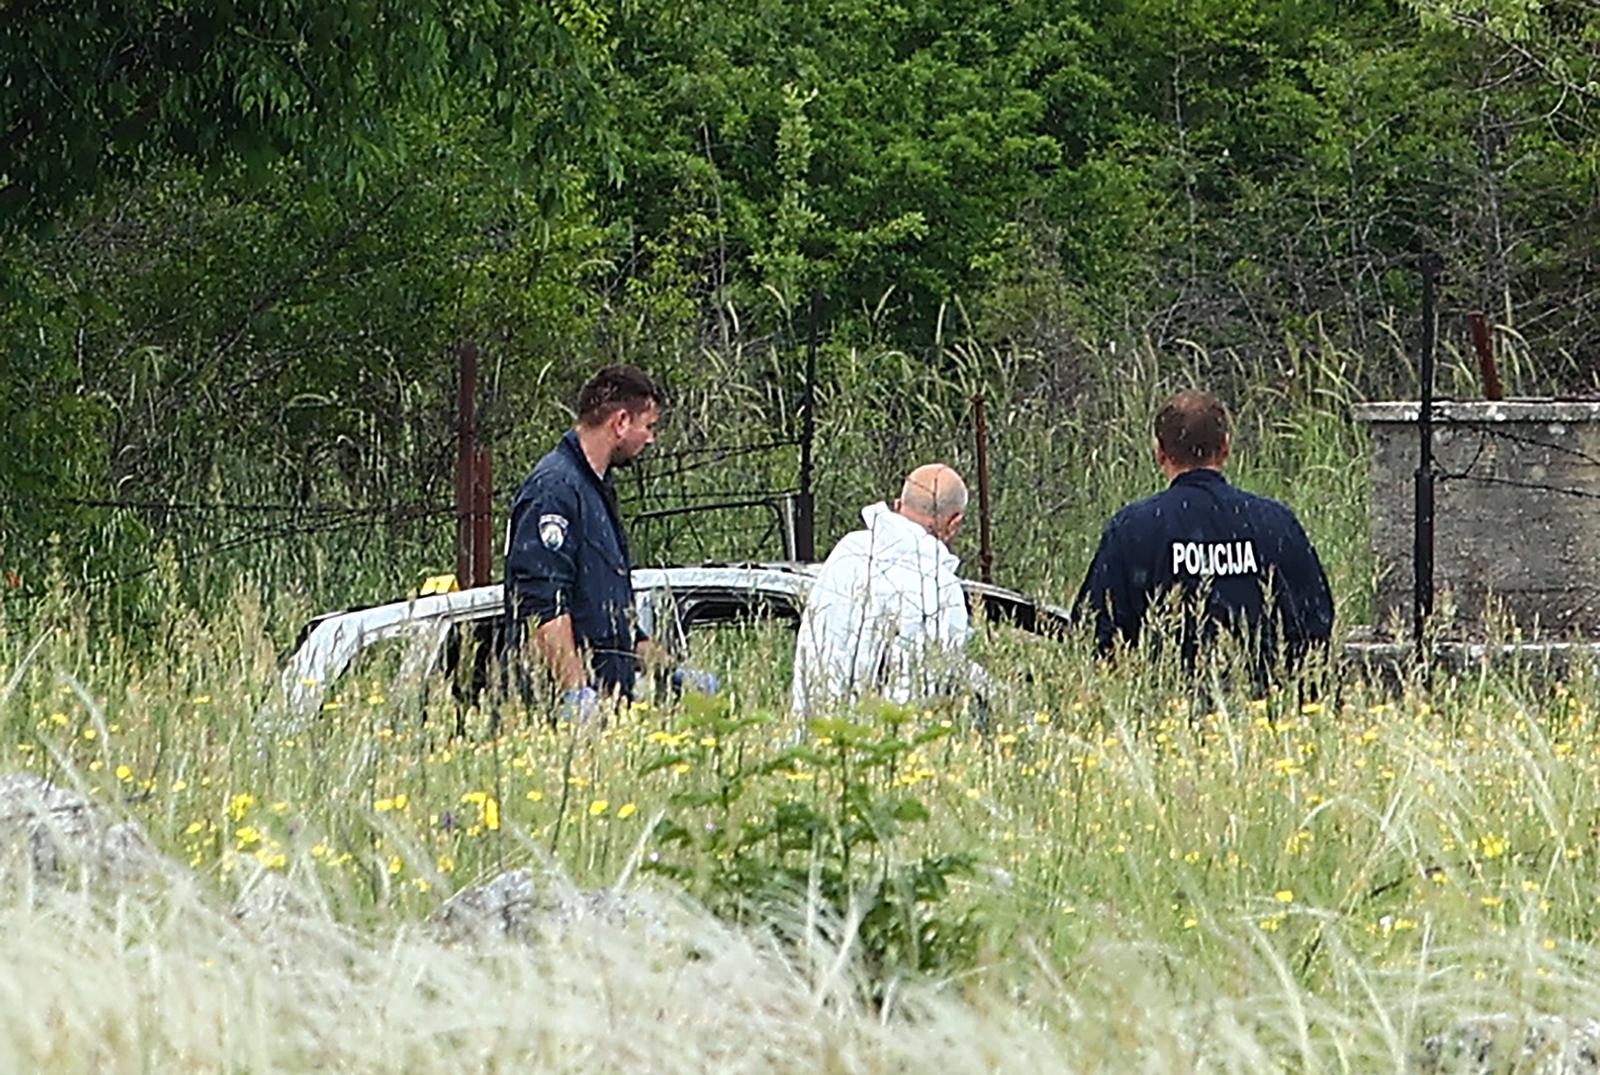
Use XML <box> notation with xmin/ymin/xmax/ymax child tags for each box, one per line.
<box><xmin>277</xmin><ymin>563</ymin><xmax>1069</xmax><ymax>719</ymax></box>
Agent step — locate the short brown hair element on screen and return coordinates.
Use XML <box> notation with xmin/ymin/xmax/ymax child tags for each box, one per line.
<box><xmin>1154</xmin><ymin>390</ymin><xmax>1230</xmax><ymax>466</ymax></box>
<box><xmin>576</xmin><ymin>365</ymin><xmax>663</xmax><ymax>426</ymax></box>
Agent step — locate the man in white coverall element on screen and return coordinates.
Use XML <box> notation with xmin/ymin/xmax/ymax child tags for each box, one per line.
<box><xmin>791</xmin><ymin>463</ymin><xmax>980</xmax><ymax>715</ymax></box>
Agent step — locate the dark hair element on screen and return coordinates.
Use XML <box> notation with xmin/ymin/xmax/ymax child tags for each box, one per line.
<box><xmin>1154</xmin><ymin>390</ymin><xmax>1230</xmax><ymax>466</ymax></box>
<box><xmin>576</xmin><ymin>365</ymin><xmax>664</xmax><ymax>426</ymax></box>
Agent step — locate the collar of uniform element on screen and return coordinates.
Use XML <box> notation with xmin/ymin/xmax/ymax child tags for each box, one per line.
<box><xmin>560</xmin><ymin>428</ymin><xmax>612</xmax><ymax>490</ymax></box>
<box><xmin>1171</xmin><ymin>468</ymin><xmax>1228</xmax><ymax>488</ymax></box>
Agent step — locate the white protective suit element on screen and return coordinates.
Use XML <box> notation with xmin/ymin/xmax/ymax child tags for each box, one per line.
<box><xmin>791</xmin><ymin>502</ymin><xmax>980</xmax><ymax>714</ymax></box>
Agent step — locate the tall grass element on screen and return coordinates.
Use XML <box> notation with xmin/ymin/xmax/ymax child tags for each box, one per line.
<box><xmin>2</xmin><ymin>550</ymin><xmax>1598</xmax><ymax>1069</ymax></box>
<box><xmin>40</xmin><ymin>331</ymin><xmax>1373</xmax><ymax>633</ymax></box>
<box><xmin>8</xmin><ymin>340</ymin><xmax>1569</xmax><ymax>1070</ymax></box>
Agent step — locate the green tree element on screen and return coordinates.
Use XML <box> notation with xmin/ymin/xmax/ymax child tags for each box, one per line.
<box><xmin>0</xmin><ymin>0</ymin><xmax>615</xmax><ymax>232</ymax></box>
<box><xmin>602</xmin><ymin>0</ymin><xmax>1122</xmax><ymax>332</ymax></box>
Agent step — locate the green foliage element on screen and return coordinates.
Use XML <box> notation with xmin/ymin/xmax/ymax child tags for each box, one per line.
<box><xmin>0</xmin><ymin>112</ymin><xmax>610</xmax><ymax>602</ymax></box>
<box><xmin>5</xmin><ymin>0</ymin><xmax>1600</xmax><ymax>620</ymax></box>
<box><xmin>603</xmin><ymin>0</ymin><xmax>1119</xmax><ymax>328</ymax></box>
<box><xmin>0</xmin><ymin>0</ymin><xmax>615</xmax><ymax>233</ymax></box>
<box><xmin>644</xmin><ymin>694</ymin><xmax>977</xmax><ymax>977</ymax></box>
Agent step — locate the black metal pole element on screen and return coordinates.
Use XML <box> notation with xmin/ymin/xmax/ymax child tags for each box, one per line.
<box><xmin>795</xmin><ymin>290</ymin><xmax>819</xmax><ymax>561</ymax></box>
<box><xmin>1413</xmin><ymin>253</ymin><xmax>1439</xmax><ymax>645</ymax></box>
<box><xmin>972</xmin><ymin>394</ymin><xmax>994</xmax><ymax>584</ymax></box>
<box><xmin>455</xmin><ymin>341</ymin><xmax>478</xmax><ymax>587</ymax></box>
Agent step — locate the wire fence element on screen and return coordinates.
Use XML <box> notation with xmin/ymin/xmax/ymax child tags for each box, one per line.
<box><xmin>1433</xmin><ymin>421</ymin><xmax>1600</xmax><ymax>501</ymax></box>
<box><xmin>0</xmin><ymin>431</ymin><xmax>806</xmax><ymax>607</ymax></box>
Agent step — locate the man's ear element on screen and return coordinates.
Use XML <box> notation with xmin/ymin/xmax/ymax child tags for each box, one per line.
<box><xmin>1215</xmin><ymin>434</ymin><xmax>1232</xmax><ymax>466</ymax></box>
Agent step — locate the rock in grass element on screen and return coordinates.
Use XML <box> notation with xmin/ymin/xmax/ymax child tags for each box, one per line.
<box><xmin>232</xmin><ymin>865</ymin><xmax>316</xmax><ymax>924</ymax></box>
<box><xmin>1417</xmin><ymin>1014</ymin><xmax>1600</xmax><ymax>1074</ymax></box>
<box><xmin>0</xmin><ymin>770</ymin><xmax>171</xmax><ymax>884</ymax></box>
<box><xmin>430</xmin><ymin>867</ymin><xmax>660</xmax><ymax>945</ymax></box>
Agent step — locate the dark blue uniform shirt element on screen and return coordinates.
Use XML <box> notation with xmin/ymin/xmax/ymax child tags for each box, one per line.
<box><xmin>504</xmin><ymin>430</ymin><xmax>642</xmax><ymax>694</ymax></box>
<box><xmin>1073</xmin><ymin>469</ymin><xmax>1333</xmax><ymax>675</ymax></box>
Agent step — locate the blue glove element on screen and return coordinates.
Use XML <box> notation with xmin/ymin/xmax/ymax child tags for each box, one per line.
<box><xmin>671</xmin><ymin>667</ymin><xmax>722</xmax><ymax>696</ymax></box>
<box><xmin>557</xmin><ymin>686</ymin><xmax>602</xmax><ymax>723</ymax></box>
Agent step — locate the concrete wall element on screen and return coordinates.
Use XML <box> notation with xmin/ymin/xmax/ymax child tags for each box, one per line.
<box><xmin>1351</xmin><ymin>401</ymin><xmax>1600</xmax><ymax>638</ymax></box>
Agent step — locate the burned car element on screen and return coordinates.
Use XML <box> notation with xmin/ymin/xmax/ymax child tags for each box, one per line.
<box><xmin>278</xmin><ymin>563</ymin><xmax>1072</xmax><ymax>719</ymax></box>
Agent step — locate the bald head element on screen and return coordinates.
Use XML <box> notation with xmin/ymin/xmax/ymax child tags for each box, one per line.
<box><xmin>895</xmin><ymin>463</ymin><xmax>968</xmax><ymax>545</ymax></box>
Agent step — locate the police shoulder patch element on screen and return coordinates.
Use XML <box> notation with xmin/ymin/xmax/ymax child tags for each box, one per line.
<box><xmin>538</xmin><ymin>513</ymin><xmax>569</xmax><ymax>550</ymax></box>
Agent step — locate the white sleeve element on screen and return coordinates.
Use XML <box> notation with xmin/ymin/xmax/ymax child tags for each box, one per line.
<box><xmin>939</xmin><ymin>567</ymin><xmax>991</xmax><ymax>695</ymax></box>
<box><xmin>935</xmin><ymin>568</ymin><xmax>969</xmax><ymax>651</ymax></box>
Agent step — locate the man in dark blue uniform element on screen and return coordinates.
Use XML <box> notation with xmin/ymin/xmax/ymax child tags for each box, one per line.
<box><xmin>1073</xmin><ymin>390</ymin><xmax>1334</xmax><ymax>680</ymax></box>
<box><xmin>504</xmin><ymin>365</ymin><xmax>663</xmax><ymax>715</ymax></box>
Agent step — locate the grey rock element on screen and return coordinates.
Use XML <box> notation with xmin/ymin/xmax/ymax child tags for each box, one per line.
<box><xmin>1418</xmin><ymin>1014</ymin><xmax>1600</xmax><ymax>1074</ymax></box>
<box><xmin>0</xmin><ymin>771</ymin><xmax>170</xmax><ymax>884</ymax></box>
<box><xmin>232</xmin><ymin>865</ymin><xmax>316</xmax><ymax>924</ymax></box>
<box><xmin>430</xmin><ymin>867</ymin><xmax>659</xmax><ymax>945</ymax></box>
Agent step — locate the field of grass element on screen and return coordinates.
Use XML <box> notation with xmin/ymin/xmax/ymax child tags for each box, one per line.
<box><xmin>3</xmin><ymin>574</ymin><xmax>1599</xmax><ymax>1071</ymax></box>
<box><xmin>4</xmin><ymin>350</ymin><xmax>1593</xmax><ymax>1071</ymax></box>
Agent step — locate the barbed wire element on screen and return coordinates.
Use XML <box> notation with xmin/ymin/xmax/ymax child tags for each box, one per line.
<box><xmin>0</xmin><ymin>494</ymin><xmax>406</xmax><ymax>515</ymax></box>
<box><xmin>3</xmin><ymin>428</ymin><xmax>806</xmax><ymax>603</ymax></box>
<box><xmin>1432</xmin><ymin>421</ymin><xmax>1600</xmax><ymax>501</ymax></box>
<box><xmin>70</xmin><ymin>503</ymin><xmax>455</xmax><ymax>594</ymax></box>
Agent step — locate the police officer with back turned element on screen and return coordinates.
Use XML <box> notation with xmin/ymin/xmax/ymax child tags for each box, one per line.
<box><xmin>504</xmin><ymin>365</ymin><xmax>663</xmax><ymax>718</ymax></box>
<box><xmin>1073</xmin><ymin>390</ymin><xmax>1334</xmax><ymax>680</ymax></box>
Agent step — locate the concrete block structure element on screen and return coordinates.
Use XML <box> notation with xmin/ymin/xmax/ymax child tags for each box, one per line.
<box><xmin>1350</xmin><ymin>400</ymin><xmax>1600</xmax><ymax>639</ymax></box>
